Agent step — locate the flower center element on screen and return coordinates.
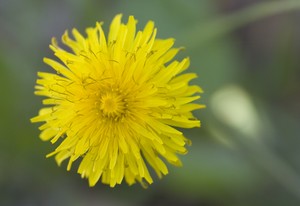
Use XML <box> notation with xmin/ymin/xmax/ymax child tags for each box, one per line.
<box><xmin>100</xmin><ymin>94</ymin><xmax>119</xmax><ymax>114</ymax></box>
<box><xmin>98</xmin><ymin>91</ymin><xmax>127</xmax><ymax>120</ymax></box>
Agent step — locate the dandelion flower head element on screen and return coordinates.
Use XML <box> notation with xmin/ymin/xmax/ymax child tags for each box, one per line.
<box><xmin>31</xmin><ymin>14</ymin><xmax>205</xmax><ymax>187</ymax></box>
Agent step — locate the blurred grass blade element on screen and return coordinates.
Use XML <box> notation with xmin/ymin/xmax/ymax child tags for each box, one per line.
<box><xmin>210</xmin><ymin>122</ymin><xmax>300</xmax><ymax>200</ymax></box>
<box><xmin>182</xmin><ymin>1</ymin><xmax>300</xmax><ymax>48</ymax></box>
<box><xmin>210</xmin><ymin>85</ymin><xmax>300</xmax><ymax>199</ymax></box>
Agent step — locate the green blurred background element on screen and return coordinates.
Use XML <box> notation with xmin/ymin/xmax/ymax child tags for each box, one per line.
<box><xmin>1</xmin><ymin>0</ymin><xmax>300</xmax><ymax>205</ymax></box>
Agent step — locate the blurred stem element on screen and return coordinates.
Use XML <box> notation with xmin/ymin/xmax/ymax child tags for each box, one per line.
<box><xmin>181</xmin><ymin>0</ymin><xmax>300</xmax><ymax>48</ymax></box>
<box><xmin>211</xmin><ymin>122</ymin><xmax>300</xmax><ymax>199</ymax></box>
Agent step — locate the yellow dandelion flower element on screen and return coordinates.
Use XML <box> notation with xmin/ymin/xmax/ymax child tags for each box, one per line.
<box><xmin>31</xmin><ymin>14</ymin><xmax>205</xmax><ymax>187</ymax></box>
